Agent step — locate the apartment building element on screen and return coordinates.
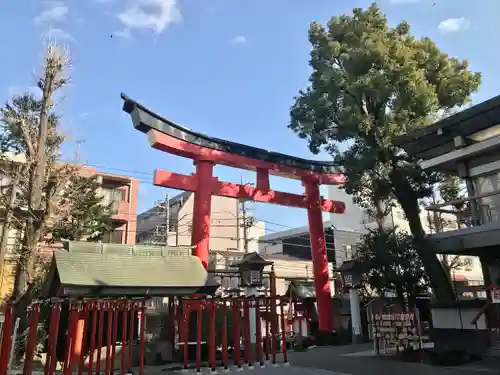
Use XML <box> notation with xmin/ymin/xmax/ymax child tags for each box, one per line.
<box><xmin>136</xmin><ymin>192</ymin><xmax>266</xmax><ymax>265</ymax></box>
<box><xmin>77</xmin><ymin>165</ymin><xmax>139</xmax><ymax>245</ymax></box>
<box><xmin>0</xmin><ymin>156</ymin><xmax>138</xmax><ymax>247</ymax></box>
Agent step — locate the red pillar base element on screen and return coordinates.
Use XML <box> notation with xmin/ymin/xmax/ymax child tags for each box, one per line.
<box><xmin>303</xmin><ymin>179</ymin><xmax>334</xmax><ymax>334</ymax></box>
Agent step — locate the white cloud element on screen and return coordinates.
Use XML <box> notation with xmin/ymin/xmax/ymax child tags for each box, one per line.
<box><xmin>34</xmin><ymin>1</ymin><xmax>68</xmax><ymax>24</ymax></box>
<box><xmin>113</xmin><ymin>28</ymin><xmax>132</xmax><ymax>39</ymax></box>
<box><xmin>45</xmin><ymin>28</ymin><xmax>75</xmax><ymax>42</ymax></box>
<box><xmin>438</xmin><ymin>17</ymin><xmax>470</xmax><ymax>33</ymax></box>
<box><xmin>116</xmin><ymin>0</ymin><xmax>181</xmax><ymax>35</ymax></box>
<box><xmin>230</xmin><ymin>35</ymin><xmax>247</xmax><ymax>45</ymax></box>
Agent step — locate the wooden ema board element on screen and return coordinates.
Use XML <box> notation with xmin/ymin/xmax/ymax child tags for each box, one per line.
<box><xmin>372</xmin><ymin>312</ymin><xmax>422</xmax><ymax>352</ymax></box>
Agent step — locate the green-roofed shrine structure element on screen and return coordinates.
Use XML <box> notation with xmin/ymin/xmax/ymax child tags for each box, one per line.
<box><xmin>44</xmin><ymin>241</ymin><xmax>219</xmax><ymax>297</ymax></box>
<box><xmin>37</xmin><ymin>241</ymin><xmax>220</xmax><ymax>373</ymax></box>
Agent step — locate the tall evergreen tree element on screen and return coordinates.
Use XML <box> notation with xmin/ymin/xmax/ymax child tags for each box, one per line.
<box><xmin>289</xmin><ymin>4</ymin><xmax>481</xmax><ymax>300</ymax></box>
<box><xmin>51</xmin><ymin>175</ymin><xmax>114</xmax><ymax>242</ymax></box>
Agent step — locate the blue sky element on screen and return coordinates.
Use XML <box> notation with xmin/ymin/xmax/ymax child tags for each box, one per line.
<box><xmin>1</xmin><ymin>0</ymin><xmax>499</xmax><ymax>234</ymax></box>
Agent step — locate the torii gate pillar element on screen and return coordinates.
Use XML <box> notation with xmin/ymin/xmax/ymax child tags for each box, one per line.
<box><xmin>303</xmin><ymin>178</ymin><xmax>333</xmax><ymax>332</ymax></box>
<box><xmin>191</xmin><ymin>160</ymin><xmax>214</xmax><ymax>269</ymax></box>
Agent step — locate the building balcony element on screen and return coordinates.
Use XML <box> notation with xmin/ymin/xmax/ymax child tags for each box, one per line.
<box><xmin>103</xmin><ymin>199</ymin><xmax>132</xmax><ymax>222</ymax></box>
<box><xmin>425</xmin><ymin>190</ymin><xmax>500</xmax><ymax>253</ymax></box>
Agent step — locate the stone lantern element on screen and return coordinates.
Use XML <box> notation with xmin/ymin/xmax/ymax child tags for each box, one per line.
<box><xmin>231</xmin><ymin>252</ymin><xmax>273</xmax><ymax>289</ymax></box>
<box><xmin>337</xmin><ymin>259</ymin><xmax>362</xmax><ymax>291</ymax></box>
<box><xmin>337</xmin><ymin>259</ymin><xmax>364</xmax><ymax>344</ymax></box>
<box><xmin>231</xmin><ymin>252</ymin><xmax>273</xmax><ymax>346</ymax></box>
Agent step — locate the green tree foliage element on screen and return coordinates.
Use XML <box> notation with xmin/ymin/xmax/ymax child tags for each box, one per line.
<box><xmin>439</xmin><ymin>175</ymin><xmax>465</xmax><ymax>204</ymax></box>
<box><xmin>289</xmin><ymin>4</ymin><xmax>481</xmax><ymax>300</ymax></box>
<box><xmin>51</xmin><ymin>175</ymin><xmax>114</xmax><ymax>242</ymax></box>
<box><xmin>355</xmin><ymin>228</ymin><xmax>429</xmax><ymax>309</ymax></box>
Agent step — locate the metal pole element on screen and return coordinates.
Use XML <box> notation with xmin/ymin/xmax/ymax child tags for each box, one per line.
<box><xmin>165</xmin><ymin>193</ymin><xmax>170</xmax><ymax>245</ymax></box>
<box><xmin>241</xmin><ymin>201</ymin><xmax>248</xmax><ymax>254</ymax></box>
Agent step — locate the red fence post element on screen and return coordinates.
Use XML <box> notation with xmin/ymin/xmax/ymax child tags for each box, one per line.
<box><xmin>139</xmin><ymin>300</ymin><xmax>146</xmax><ymax>375</ymax></box>
<box><xmin>128</xmin><ymin>300</ymin><xmax>136</xmax><ymax>372</ymax></box>
<box><xmin>23</xmin><ymin>301</ymin><xmax>41</xmax><ymax>375</ymax></box>
<box><xmin>221</xmin><ymin>300</ymin><xmax>229</xmax><ymax>372</ymax></box>
<box><xmin>243</xmin><ymin>298</ymin><xmax>252</xmax><ymax>367</ymax></box>
<box><xmin>63</xmin><ymin>301</ymin><xmax>76</xmax><ymax>375</ymax></box>
<box><xmin>87</xmin><ymin>300</ymin><xmax>98</xmax><ymax>375</ymax></box>
<box><xmin>105</xmin><ymin>301</ymin><xmax>114</xmax><ymax>375</ymax></box>
<box><xmin>48</xmin><ymin>299</ymin><xmax>62</xmax><ymax>375</ymax></box>
<box><xmin>182</xmin><ymin>301</ymin><xmax>189</xmax><ymax>371</ymax></box>
<box><xmin>270</xmin><ymin>298</ymin><xmax>277</xmax><ymax>367</ymax></box>
<box><xmin>280</xmin><ymin>298</ymin><xmax>289</xmax><ymax>365</ymax></box>
<box><xmin>232</xmin><ymin>299</ymin><xmax>241</xmax><ymax>370</ymax></box>
<box><xmin>46</xmin><ymin>301</ymin><xmax>59</xmax><ymax>375</ymax></box>
<box><xmin>120</xmin><ymin>300</ymin><xmax>129</xmax><ymax>375</ymax></box>
<box><xmin>196</xmin><ymin>302</ymin><xmax>202</xmax><ymax>373</ymax></box>
<box><xmin>110</xmin><ymin>300</ymin><xmax>120</xmax><ymax>374</ymax></box>
<box><xmin>177</xmin><ymin>299</ymin><xmax>183</xmax><ymax>353</ymax></box>
<box><xmin>209</xmin><ymin>300</ymin><xmax>216</xmax><ymax>374</ymax></box>
<box><xmin>264</xmin><ymin>298</ymin><xmax>270</xmax><ymax>363</ymax></box>
<box><xmin>0</xmin><ymin>302</ymin><xmax>13</xmax><ymax>374</ymax></box>
<box><xmin>255</xmin><ymin>297</ymin><xmax>263</xmax><ymax>367</ymax></box>
<box><xmin>78</xmin><ymin>302</ymin><xmax>89</xmax><ymax>375</ymax></box>
<box><xmin>96</xmin><ymin>301</ymin><xmax>105</xmax><ymax>375</ymax></box>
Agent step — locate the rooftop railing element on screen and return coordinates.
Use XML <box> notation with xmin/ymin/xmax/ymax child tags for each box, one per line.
<box><xmin>425</xmin><ymin>190</ymin><xmax>500</xmax><ymax>229</ymax></box>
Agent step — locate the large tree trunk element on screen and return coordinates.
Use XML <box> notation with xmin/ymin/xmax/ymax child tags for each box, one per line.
<box><xmin>11</xmin><ymin>219</ymin><xmax>39</xmax><ymax>301</ymax></box>
<box><xmin>390</xmin><ymin>172</ymin><xmax>456</xmax><ymax>301</ymax></box>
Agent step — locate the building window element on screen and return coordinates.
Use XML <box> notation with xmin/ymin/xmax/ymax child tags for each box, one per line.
<box><xmin>342</xmin><ymin>244</ymin><xmax>352</xmax><ymax>260</ymax></box>
<box><xmin>102</xmin><ymin>187</ymin><xmax>127</xmax><ymax>211</ymax></box>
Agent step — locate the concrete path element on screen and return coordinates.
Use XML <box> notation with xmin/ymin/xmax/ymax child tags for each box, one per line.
<box><xmin>168</xmin><ymin>364</ymin><xmax>350</xmax><ymax>375</ymax></box>
<box><xmin>289</xmin><ymin>345</ymin><xmax>498</xmax><ymax>375</ymax></box>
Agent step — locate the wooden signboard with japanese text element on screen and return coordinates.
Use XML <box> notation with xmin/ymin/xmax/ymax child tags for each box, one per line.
<box><xmin>372</xmin><ymin>312</ymin><xmax>422</xmax><ymax>353</ymax></box>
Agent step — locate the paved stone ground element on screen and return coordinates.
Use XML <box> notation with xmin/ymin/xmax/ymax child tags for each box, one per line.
<box><xmin>289</xmin><ymin>344</ymin><xmax>498</xmax><ymax>375</ymax></box>
<box><xmin>20</xmin><ymin>344</ymin><xmax>495</xmax><ymax>375</ymax></box>
<box><xmin>153</xmin><ymin>344</ymin><xmax>499</xmax><ymax>375</ymax></box>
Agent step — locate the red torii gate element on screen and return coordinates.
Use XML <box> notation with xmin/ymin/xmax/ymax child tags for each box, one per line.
<box><xmin>122</xmin><ymin>94</ymin><xmax>346</xmax><ymax>334</ymax></box>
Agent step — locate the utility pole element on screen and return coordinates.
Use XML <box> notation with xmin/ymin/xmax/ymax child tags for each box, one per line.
<box><xmin>155</xmin><ymin>193</ymin><xmax>170</xmax><ymax>246</ymax></box>
<box><xmin>239</xmin><ymin>178</ymin><xmax>255</xmax><ymax>253</ymax></box>
<box><xmin>240</xmin><ymin>199</ymin><xmax>255</xmax><ymax>254</ymax></box>
<box><xmin>165</xmin><ymin>193</ymin><xmax>170</xmax><ymax>246</ymax></box>
<box><xmin>241</xmin><ymin>200</ymin><xmax>248</xmax><ymax>253</ymax></box>
<box><xmin>236</xmin><ymin>198</ymin><xmax>240</xmax><ymax>251</ymax></box>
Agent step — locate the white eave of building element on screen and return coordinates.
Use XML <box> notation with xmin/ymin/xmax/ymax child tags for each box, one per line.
<box><xmin>259</xmin><ymin>220</ymin><xmax>361</xmax><ymax>243</ymax></box>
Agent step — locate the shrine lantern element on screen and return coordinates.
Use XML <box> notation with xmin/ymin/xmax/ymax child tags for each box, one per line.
<box><xmin>231</xmin><ymin>252</ymin><xmax>273</xmax><ymax>288</ymax></box>
<box><xmin>337</xmin><ymin>259</ymin><xmax>362</xmax><ymax>291</ymax></box>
